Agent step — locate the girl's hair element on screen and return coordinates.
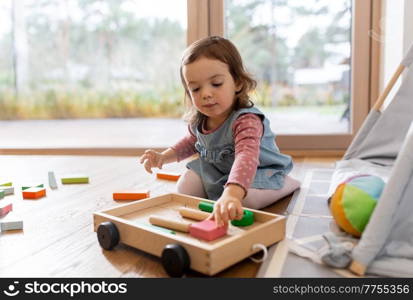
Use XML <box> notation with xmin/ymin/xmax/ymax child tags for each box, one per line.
<box><xmin>180</xmin><ymin>36</ymin><xmax>257</xmax><ymax>125</ymax></box>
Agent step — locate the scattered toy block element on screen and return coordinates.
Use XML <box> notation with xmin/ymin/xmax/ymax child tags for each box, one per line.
<box><xmin>149</xmin><ymin>215</ymin><xmax>227</xmax><ymax>241</ymax></box>
<box><xmin>22</xmin><ymin>187</ymin><xmax>46</xmax><ymax>199</ymax></box>
<box><xmin>0</xmin><ymin>199</ymin><xmax>12</xmax><ymax>217</ymax></box>
<box><xmin>156</xmin><ymin>171</ymin><xmax>181</xmax><ymax>181</ymax></box>
<box><xmin>198</xmin><ymin>201</ymin><xmax>255</xmax><ymax>226</ymax></box>
<box><xmin>113</xmin><ymin>190</ymin><xmax>150</xmax><ymax>201</ymax></box>
<box><xmin>61</xmin><ymin>175</ymin><xmax>89</xmax><ymax>184</ymax></box>
<box><xmin>0</xmin><ymin>212</ymin><xmax>23</xmax><ymax>231</ymax></box>
<box><xmin>21</xmin><ymin>183</ymin><xmax>44</xmax><ymax>191</ymax></box>
<box><xmin>0</xmin><ymin>185</ymin><xmax>14</xmax><ymax>196</ymax></box>
<box><xmin>48</xmin><ymin>171</ymin><xmax>58</xmax><ymax>189</ymax></box>
<box><xmin>0</xmin><ymin>181</ymin><xmax>12</xmax><ymax>187</ymax></box>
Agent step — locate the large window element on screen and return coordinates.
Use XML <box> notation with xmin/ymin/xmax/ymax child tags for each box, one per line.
<box><xmin>225</xmin><ymin>0</ymin><xmax>351</xmax><ymax>135</ymax></box>
<box><xmin>0</xmin><ymin>0</ymin><xmax>187</xmax><ymax>119</ymax></box>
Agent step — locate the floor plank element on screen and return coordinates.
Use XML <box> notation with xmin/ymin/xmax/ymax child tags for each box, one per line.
<box><xmin>0</xmin><ymin>154</ymin><xmax>339</xmax><ymax>277</ymax></box>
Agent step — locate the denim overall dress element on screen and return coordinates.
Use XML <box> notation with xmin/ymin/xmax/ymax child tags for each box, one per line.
<box><xmin>186</xmin><ymin>106</ymin><xmax>293</xmax><ymax>200</ymax></box>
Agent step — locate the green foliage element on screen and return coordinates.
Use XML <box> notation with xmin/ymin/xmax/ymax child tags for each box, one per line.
<box><xmin>0</xmin><ymin>87</ymin><xmax>184</xmax><ymax>120</ymax></box>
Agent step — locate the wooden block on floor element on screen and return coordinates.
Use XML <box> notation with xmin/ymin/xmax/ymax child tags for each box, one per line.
<box><xmin>21</xmin><ymin>183</ymin><xmax>44</xmax><ymax>191</ymax></box>
<box><xmin>61</xmin><ymin>175</ymin><xmax>89</xmax><ymax>184</ymax></box>
<box><xmin>113</xmin><ymin>190</ymin><xmax>150</xmax><ymax>201</ymax></box>
<box><xmin>48</xmin><ymin>171</ymin><xmax>58</xmax><ymax>189</ymax></box>
<box><xmin>0</xmin><ymin>199</ymin><xmax>12</xmax><ymax>217</ymax></box>
<box><xmin>0</xmin><ymin>181</ymin><xmax>13</xmax><ymax>187</ymax></box>
<box><xmin>0</xmin><ymin>185</ymin><xmax>14</xmax><ymax>196</ymax></box>
<box><xmin>156</xmin><ymin>171</ymin><xmax>181</xmax><ymax>181</ymax></box>
<box><xmin>22</xmin><ymin>187</ymin><xmax>46</xmax><ymax>199</ymax></box>
<box><xmin>0</xmin><ymin>212</ymin><xmax>23</xmax><ymax>231</ymax></box>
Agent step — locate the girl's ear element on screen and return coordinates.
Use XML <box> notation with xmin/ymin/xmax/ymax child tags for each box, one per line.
<box><xmin>235</xmin><ymin>82</ymin><xmax>242</xmax><ymax>94</ymax></box>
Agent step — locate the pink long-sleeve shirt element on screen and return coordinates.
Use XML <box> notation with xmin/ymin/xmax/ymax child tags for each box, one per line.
<box><xmin>171</xmin><ymin>113</ymin><xmax>263</xmax><ymax>194</ymax></box>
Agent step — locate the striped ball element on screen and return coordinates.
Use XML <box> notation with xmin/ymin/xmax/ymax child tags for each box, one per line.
<box><xmin>330</xmin><ymin>174</ymin><xmax>385</xmax><ymax>237</ymax></box>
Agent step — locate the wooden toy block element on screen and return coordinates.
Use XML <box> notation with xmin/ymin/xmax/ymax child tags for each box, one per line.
<box><xmin>198</xmin><ymin>201</ymin><xmax>255</xmax><ymax>226</ymax></box>
<box><xmin>0</xmin><ymin>200</ymin><xmax>12</xmax><ymax>217</ymax></box>
<box><xmin>0</xmin><ymin>181</ymin><xmax>12</xmax><ymax>187</ymax></box>
<box><xmin>0</xmin><ymin>185</ymin><xmax>14</xmax><ymax>196</ymax></box>
<box><xmin>0</xmin><ymin>212</ymin><xmax>23</xmax><ymax>231</ymax></box>
<box><xmin>22</xmin><ymin>187</ymin><xmax>46</xmax><ymax>199</ymax></box>
<box><xmin>113</xmin><ymin>190</ymin><xmax>150</xmax><ymax>201</ymax></box>
<box><xmin>179</xmin><ymin>207</ymin><xmax>210</xmax><ymax>221</ymax></box>
<box><xmin>156</xmin><ymin>171</ymin><xmax>181</xmax><ymax>181</ymax></box>
<box><xmin>22</xmin><ymin>183</ymin><xmax>44</xmax><ymax>191</ymax></box>
<box><xmin>149</xmin><ymin>215</ymin><xmax>227</xmax><ymax>241</ymax></box>
<box><xmin>61</xmin><ymin>175</ymin><xmax>89</xmax><ymax>184</ymax></box>
<box><xmin>0</xmin><ymin>190</ymin><xmax>4</xmax><ymax>199</ymax></box>
<box><xmin>48</xmin><ymin>171</ymin><xmax>58</xmax><ymax>189</ymax></box>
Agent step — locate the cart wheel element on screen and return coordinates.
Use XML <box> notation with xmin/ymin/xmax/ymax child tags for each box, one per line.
<box><xmin>161</xmin><ymin>244</ymin><xmax>190</xmax><ymax>277</ymax></box>
<box><xmin>97</xmin><ymin>222</ymin><xmax>120</xmax><ymax>250</ymax></box>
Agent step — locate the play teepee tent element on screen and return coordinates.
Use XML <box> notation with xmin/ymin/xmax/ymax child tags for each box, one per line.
<box><xmin>330</xmin><ymin>43</ymin><xmax>413</xmax><ymax>277</ymax></box>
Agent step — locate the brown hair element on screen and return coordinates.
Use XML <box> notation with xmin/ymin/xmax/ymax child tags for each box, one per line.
<box><xmin>180</xmin><ymin>36</ymin><xmax>257</xmax><ymax>125</ymax></box>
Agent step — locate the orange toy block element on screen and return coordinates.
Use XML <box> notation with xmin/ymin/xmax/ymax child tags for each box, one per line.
<box><xmin>113</xmin><ymin>191</ymin><xmax>150</xmax><ymax>201</ymax></box>
<box><xmin>22</xmin><ymin>187</ymin><xmax>46</xmax><ymax>199</ymax></box>
<box><xmin>156</xmin><ymin>171</ymin><xmax>181</xmax><ymax>181</ymax></box>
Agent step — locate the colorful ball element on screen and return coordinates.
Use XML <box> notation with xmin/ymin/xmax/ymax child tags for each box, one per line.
<box><xmin>330</xmin><ymin>174</ymin><xmax>385</xmax><ymax>237</ymax></box>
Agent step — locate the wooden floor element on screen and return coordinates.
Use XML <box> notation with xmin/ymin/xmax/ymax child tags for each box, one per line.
<box><xmin>0</xmin><ymin>154</ymin><xmax>340</xmax><ymax>277</ymax></box>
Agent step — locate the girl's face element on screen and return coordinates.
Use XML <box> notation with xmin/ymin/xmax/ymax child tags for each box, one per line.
<box><xmin>183</xmin><ymin>57</ymin><xmax>240</xmax><ymax>125</ymax></box>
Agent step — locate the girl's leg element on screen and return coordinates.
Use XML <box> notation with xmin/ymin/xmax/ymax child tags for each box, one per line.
<box><xmin>242</xmin><ymin>176</ymin><xmax>301</xmax><ymax>210</ymax></box>
<box><xmin>176</xmin><ymin>169</ymin><xmax>207</xmax><ymax>198</ymax></box>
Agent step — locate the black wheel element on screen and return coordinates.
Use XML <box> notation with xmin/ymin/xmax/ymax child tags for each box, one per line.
<box><xmin>161</xmin><ymin>244</ymin><xmax>190</xmax><ymax>277</ymax></box>
<box><xmin>97</xmin><ymin>222</ymin><xmax>120</xmax><ymax>250</ymax></box>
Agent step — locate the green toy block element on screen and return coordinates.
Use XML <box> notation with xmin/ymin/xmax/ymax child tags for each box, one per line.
<box><xmin>21</xmin><ymin>183</ymin><xmax>44</xmax><ymax>191</ymax></box>
<box><xmin>198</xmin><ymin>201</ymin><xmax>255</xmax><ymax>226</ymax></box>
<box><xmin>0</xmin><ymin>181</ymin><xmax>12</xmax><ymax>187</ymax></box>
<box><xmin>0</xmin><ymin>186</ymin><xmax>14</xmax><ymax>196</ymax></box>
<box><xmin>61</xmin><ymin>175</ymin><xmax>89</xmax><ymax>184</ymax></box>
<box><xmin>0</xmin><ymin>190</ymin><xmax>4</xmax><ymax>199</ymax></box>
<box><xmin>198</xmin><ymin>201</ymin><xmax>214</xmax><ymax>213</ymax></box>
<box><xmin>231</xmin><ymin>209</ymin><xmax>254</xmax><ymax>226</ymax></box>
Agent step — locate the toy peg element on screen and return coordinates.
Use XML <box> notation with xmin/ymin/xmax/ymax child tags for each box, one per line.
<box><xmin>179</xmin><ymin>207</ymin><xmax>210</xmax><ymax>221</ymax></box>
<box><xmin>149</xmin><ymin>216</ymin><xmax>191</xmax><ymax>233</ymax></box>
<box><xmin>156</xmin><ymin>171</ymin><xmax>181</xmax><ymax>181</ymax></box>
<box><xmin>113</xmin><ymin>191</ymin><xmax>150</xmax><ymax>201</ymax></box>
<box><xmin>149</xmin><ymin>215</ymin><xmax>227</xmax><ymax>241</ymax></box>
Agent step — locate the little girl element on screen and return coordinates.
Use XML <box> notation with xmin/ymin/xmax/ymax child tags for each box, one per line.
<box><xmin>140</xmin><ymin>36</ymin><xmax>300</xmax><ymax>226</ymax></box>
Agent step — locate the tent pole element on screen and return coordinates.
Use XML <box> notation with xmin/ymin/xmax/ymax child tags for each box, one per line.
<box><xmin>373</xmin><ymin>64</ymin><xmax>405</xmax><ymax>111</ymax></box>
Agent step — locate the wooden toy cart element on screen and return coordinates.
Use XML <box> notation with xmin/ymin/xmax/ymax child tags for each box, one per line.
<box><xmin>93</xmin><ymin>193</ymin><xmax>286</xmax><ymax>277</ymax></box>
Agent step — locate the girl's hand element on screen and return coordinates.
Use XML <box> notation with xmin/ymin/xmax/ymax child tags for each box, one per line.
<box><xmin>209</xmin><ymin>184</ymin><xmax>245</xmax><ymax>227</ymax></box>
<box><xmin>139</xmin><ymin>149</ymin><xmax>165</xmax><ymax>173</ymax></box>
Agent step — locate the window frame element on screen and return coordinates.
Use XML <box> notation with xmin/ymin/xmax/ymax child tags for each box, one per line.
<box><xmin>188</xmin><ymin>0</ymin><xmax>381</xmax><ymax>151</ymax></box>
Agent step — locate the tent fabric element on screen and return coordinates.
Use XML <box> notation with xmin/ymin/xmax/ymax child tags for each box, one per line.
<box><xmin>342</xmin><ymin>64</ymin><xmax>413</xmax><ymax>166</ymax></box>
<box><xmin>401</xmin><ymin>43</ymin><xmax>413</xmax><ymax>67</ymax></box>
<box><xmin>327</xmin><ymin>43</ymin><xmax>413</xmax><ymax>277</ymax></box>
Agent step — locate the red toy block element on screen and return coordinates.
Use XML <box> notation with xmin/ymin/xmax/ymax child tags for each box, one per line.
<box><xmin>22</xmin><ymin>187</ymin><xmax>46</xmax><ymax>199</ymax></box>
<box><xmin>113</xmin><ymin>191</ymin><xmax>150</xmax><ymax>201</ymax></box>
<box><xmin>156</xmin><ymin>171</ymin><xmax>181</xmax><ymax>181</ymax></box>
<box><xmin>0</xmin><ymin>200</ymin><xmax>12</xmax><ymax>217</ymax></box>
<box><xmin>189</xmin><ymin>219</ymin><xmax>228</xmax><ymax>241</ymax></box>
